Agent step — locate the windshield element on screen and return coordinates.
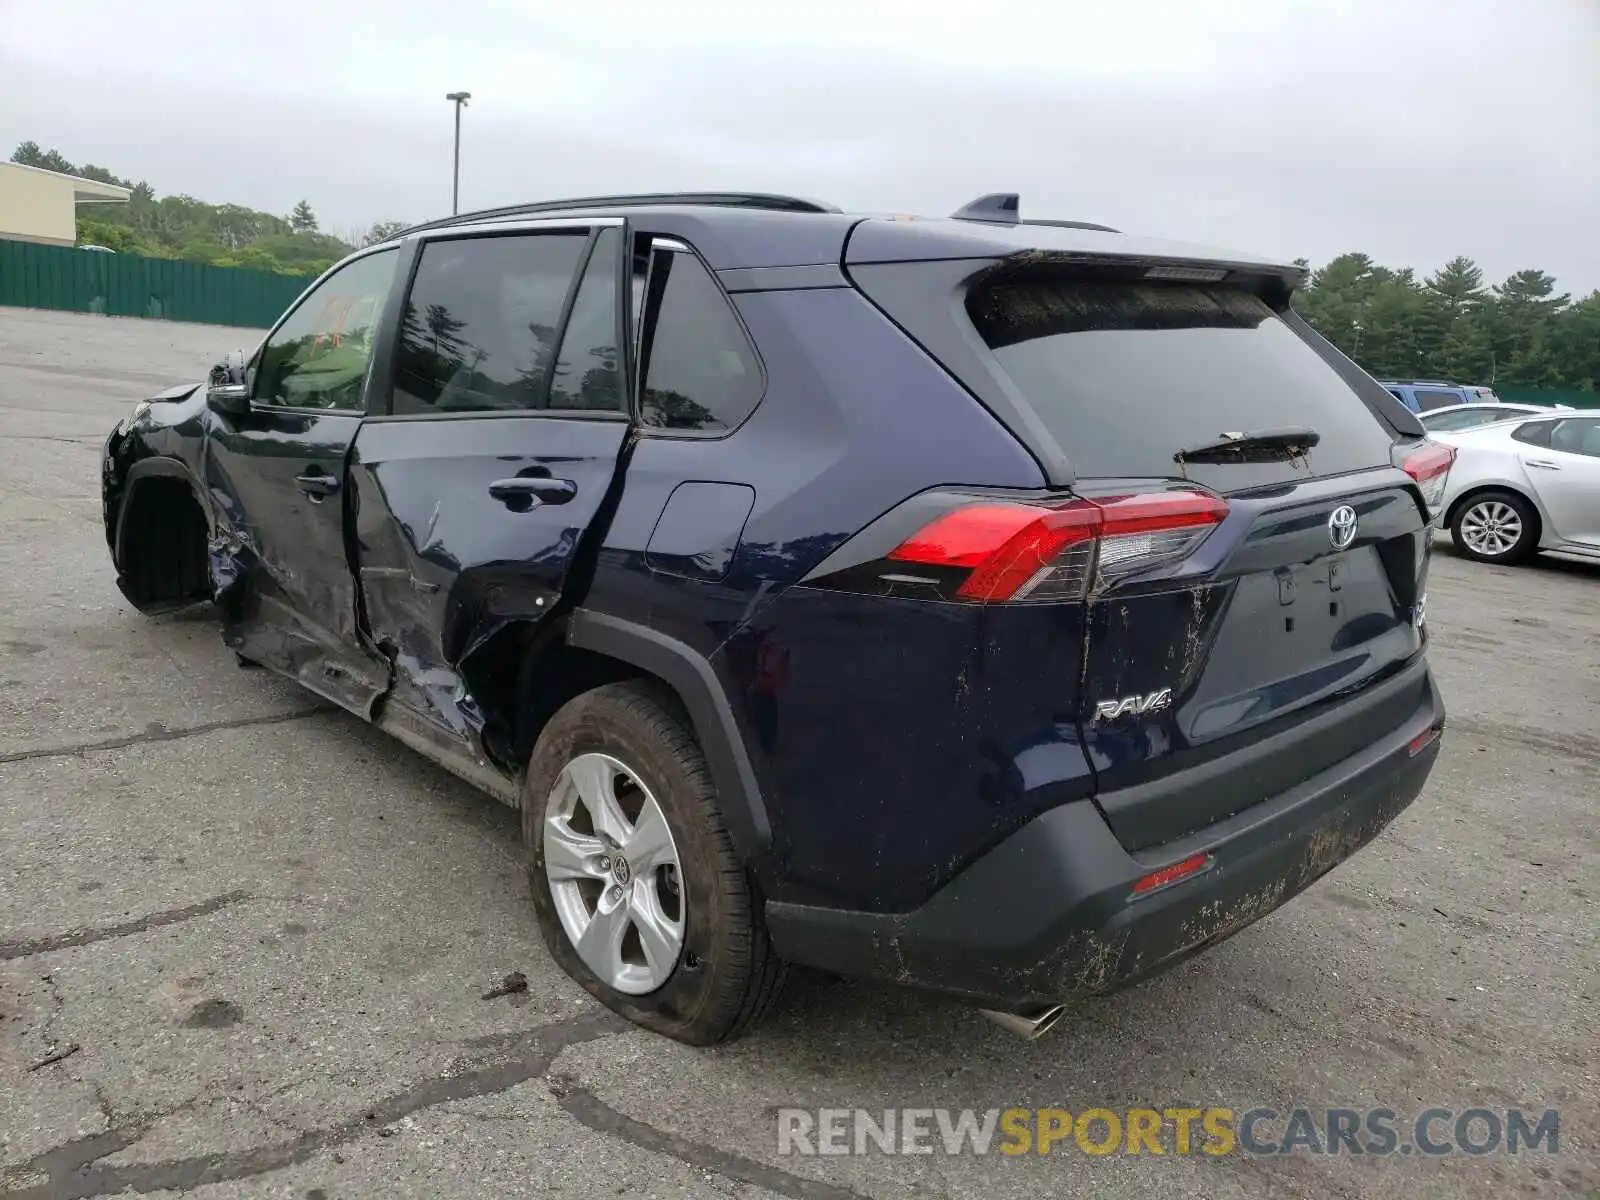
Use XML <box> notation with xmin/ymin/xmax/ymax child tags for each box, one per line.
<box><xmin>964</xmin><ymin>278</ymin><xmax>1397</xmax><ymax>485</ymax></box>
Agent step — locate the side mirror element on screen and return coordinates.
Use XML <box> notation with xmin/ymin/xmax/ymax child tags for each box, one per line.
<box><xmin>206</xmin><ymin>350</ymin><xmax>252</xmax><ymax>416</ymax></box>
<box><xmin>206</xmin><ymin>382</ymin><xmax>251</xmax><ymax>416</ymax></box>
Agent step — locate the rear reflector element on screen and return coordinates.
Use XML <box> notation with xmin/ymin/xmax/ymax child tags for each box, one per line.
<box><xmin>1408</xmin><ymin>727</ymin><xmax>1442</xmax><ymax>757</ymax></box>
<box><xmin>1401</xmin><ymin>441</ymin><xmax>1456</xmax><ymax>512</ymax></box>
<box><xmin>889</xmin><ymin>491</ymin><xmax>1228</xmax><ymax>603</ymax></box>
<box><xmin>1131</xmin><ymin>852</ymin><xmax>1211</xmax><ymax>896</ymax></box>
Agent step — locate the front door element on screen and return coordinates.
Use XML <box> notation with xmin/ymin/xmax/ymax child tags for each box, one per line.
<box><xmin>349</xmin><ymin>222</ymin><xmax>631</xmax><ymax>766</ymax></box>
<box><xmin>204</xmin><ymin>246</ymin><xmax>401</xmax><ymax>713</ymax></box>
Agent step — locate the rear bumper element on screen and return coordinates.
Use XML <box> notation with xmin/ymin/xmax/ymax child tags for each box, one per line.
<box><xmin>765</xmin><ymin>662</ymin><xmax>1444</xmax><ymax>1009</ymax></box>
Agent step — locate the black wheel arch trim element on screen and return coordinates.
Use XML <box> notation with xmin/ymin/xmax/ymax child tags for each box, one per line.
<box><xmin>114</xmin><ymin>457</ymin><xmax>213</xmax><ymax>567</ymax></box>
<box><xmin>565</xmin><ymin>609</ymin><xmax>773</xmax><ymax>861</ymax></box>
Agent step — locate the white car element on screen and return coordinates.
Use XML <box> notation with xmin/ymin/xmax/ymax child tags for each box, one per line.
<box><xmin>1419</xmin><ymin>402</ymin><xmax>1570</xmax><ymax>434</ymax></box>
<box><xmin>1428</xmin><ymin>412</ymin><xmax>1600</xmax><ymax>564</ymax></box>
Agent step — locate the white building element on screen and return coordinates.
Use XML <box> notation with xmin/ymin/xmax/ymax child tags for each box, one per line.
<box><xmin>0</xmin><ymin>162</ymin><xmax>132</xmax><ymax>247</ymax></box>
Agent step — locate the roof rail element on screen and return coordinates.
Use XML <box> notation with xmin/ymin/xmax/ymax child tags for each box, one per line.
<box><xmin>1024</xmin><ymin>218</ymin><xmax>1121</xmax><ymax>234</ymax></box>
<box><xmin>949</xmin><ymin>192</ymin><xmax>1120</xmax><ymax>233</ymax></box>
<box><xmin>400</xmin><ymin>192</ymin><xmax>842</xmax><ymax>236</ymax></box>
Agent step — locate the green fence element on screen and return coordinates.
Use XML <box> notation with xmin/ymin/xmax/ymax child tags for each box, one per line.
<box><xmin>0</xmin><ymin>239</ymin><xmax>316</xmax><ymax>328</ymax></box>
<box><xmin>1495</xmin><ymin>385</ymin><xmax>1600</xmax><ymax>410</ymax></box>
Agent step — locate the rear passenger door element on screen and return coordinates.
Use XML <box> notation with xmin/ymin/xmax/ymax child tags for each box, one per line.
<box><xmin>1518</xmin><ymin>417</ymin><xmax>1600</xmax><ymax>548</ymax></box>
<box><xmin>349</xmin><ymin>220</ymin><xmax>631</xmax><ymax>758</ymax></box>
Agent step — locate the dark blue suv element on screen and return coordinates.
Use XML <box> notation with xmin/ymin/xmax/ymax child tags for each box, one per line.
<box><xmin>101</xmin><ymin>192</ymin><xmax>1450</xmax><ymax>1044</ymax></box>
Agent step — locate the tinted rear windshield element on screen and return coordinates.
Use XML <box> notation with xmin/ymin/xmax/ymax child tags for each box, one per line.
<box><xmin>966</xmin><ymin>278</ymin><xmax>1396</xmax><ymax>484</ymax></box>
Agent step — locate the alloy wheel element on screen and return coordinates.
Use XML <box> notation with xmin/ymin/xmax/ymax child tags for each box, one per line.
<box><xmin>543</xmin><ymin>752</ymin><xmax>685</xmax><ymax>994</ymax></box>
<box><xmin>1459</xmin><ymin>500</ymin><xmax>1524</xmax><ymax>559</ymax></box>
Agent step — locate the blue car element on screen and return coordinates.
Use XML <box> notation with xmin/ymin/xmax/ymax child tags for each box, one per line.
<box><xmin>1379</xmin><ymin>380</ymin><xmax>1499</xmax><ymax>413</ymax></box>
<box><xmin>101</xmin><ymin>191</ymin><xmax>1449</xmax><ymax>1044</ymax></box>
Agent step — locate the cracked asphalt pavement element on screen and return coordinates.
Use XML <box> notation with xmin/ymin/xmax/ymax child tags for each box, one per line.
<box><xmin>1</xmin><ymin>307</ymin><xmax>1596</xmax><ymax>1199</ymax></box>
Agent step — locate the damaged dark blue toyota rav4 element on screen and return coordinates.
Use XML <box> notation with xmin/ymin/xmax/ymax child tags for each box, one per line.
<box><xmin>101</xmin><ymin>192</ymin><xmax>1451</xmax><ymax>1045</ymax></box>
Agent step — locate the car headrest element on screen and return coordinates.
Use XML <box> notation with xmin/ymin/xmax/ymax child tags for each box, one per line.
<box><xmin>1551</xmin><ymin>422</ymin><xmax>1584</xmax><ymax>452</ymax></box>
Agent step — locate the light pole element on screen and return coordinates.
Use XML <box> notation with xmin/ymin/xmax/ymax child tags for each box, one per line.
<box><xmin>445</xmin><ymin>91</ymin><xmax>471</xmax><ymax>215</ymax></box>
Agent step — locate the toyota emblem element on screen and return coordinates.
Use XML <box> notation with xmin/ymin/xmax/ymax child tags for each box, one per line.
<box><xmin>1327</xmin><ymin>505</ymin><xmax>1358</xmax><ymax>551</ymax></box>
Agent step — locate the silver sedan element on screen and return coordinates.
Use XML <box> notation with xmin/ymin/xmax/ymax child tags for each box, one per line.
<box><xmin>1428</xmin><ymin>411</ymin><xmax>1600</xmax><ymax>564</ymax></box>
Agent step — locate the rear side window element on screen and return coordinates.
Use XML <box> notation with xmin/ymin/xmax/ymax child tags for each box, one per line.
<box><xmin>639</xmin><ymin>249</ymin><xmax>762</xmax><ymax>433</ymax></box>
<box><xmin>1549</xmin><ymin>417</ymin><xmax>1600</xmax><ymax>458</ymax></box>
<box><xmin>1426</xmin><ymin>408</ymin><xmax>1501</xmax><ymax>431</ymax></box>
<box><xmin>392</xmin><ymin>231</ymin><xmax>589</xmax><ymax>415</ymax></box>
<box><xmin>964</xmin><ymin>279</ymin><xmax>1395</xmax><ymax>481</ymax></box>
<box><xmin>548</xmin><ymin>228</ymin><xmax>624</xmax><ymax>412</ymax></box>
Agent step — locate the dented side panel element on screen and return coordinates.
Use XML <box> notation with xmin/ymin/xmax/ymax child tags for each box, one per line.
<box><xmin>202</xmin><ymin>407</ymin><xmax>391</xmax><ymax>714</ymax></box>
<box><xmin>348</xmin><ymin>415</ymin><xmax>629</xmax><ymax>753</ymax></box>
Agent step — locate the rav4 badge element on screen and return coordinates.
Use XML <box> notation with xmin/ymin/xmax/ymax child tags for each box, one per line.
<box><xmin>1093</xmin><ymin>688</ymin><xmax>1174</xmax><ymax>722</ymax></box>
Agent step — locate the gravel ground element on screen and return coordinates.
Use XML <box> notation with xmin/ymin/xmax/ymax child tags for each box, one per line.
<box><xmin>0</xmin><ymin>306</ymin><xmax>1596</xmax><ymax>1200</ymax></box>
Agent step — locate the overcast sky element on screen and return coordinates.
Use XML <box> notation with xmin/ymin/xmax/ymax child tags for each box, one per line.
<box><xmin>3</xmin><ymin>0</ymin><xmax>1596</xmax><ymax>291</ymax></box>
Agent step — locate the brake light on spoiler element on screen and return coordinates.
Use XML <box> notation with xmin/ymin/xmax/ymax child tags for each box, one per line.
<box><xmin>883</xmin><ymin>491</ymin><xmax>1229</xmax><ymax>603</ymax></box>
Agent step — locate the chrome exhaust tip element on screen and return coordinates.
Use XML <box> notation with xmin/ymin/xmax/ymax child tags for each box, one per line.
<box><xmin>978</xmin><ymin>1004</ymin><xmax>1067</xmax><ymax>1041</ymax></box>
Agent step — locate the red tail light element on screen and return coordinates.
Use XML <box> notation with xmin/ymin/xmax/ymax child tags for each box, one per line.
<box><xmin>887</xmin><ymin>491</ymin><xmax>1228</xmax><ymax>603</ymax></box>
<box><xmin>1401</xmin><ymin>441</ymin><xmax>1456</xmax><ymax>512</ymax></box>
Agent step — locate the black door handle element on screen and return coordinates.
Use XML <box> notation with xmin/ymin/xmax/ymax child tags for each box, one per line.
<box><xmin>295</xmin><ymin>470</ymin><xmax>340</xmax><ymax>498</ymax></box>
<box><xmin>488</xmin><ymin>477</ymin><xmax>577</xmax><ymax>507</ymax></box>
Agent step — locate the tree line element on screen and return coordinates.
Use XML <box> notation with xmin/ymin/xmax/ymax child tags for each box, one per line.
<box><xmin>10</xmin><ymin>142</ymin><xmax>407</xmax><ymax>277</ymax></box>
<box><xmin>11</xmin><ymin>141</ymin><xmax>1596</xmax><ymax>392</ymax></box>
<box><xmin>1292</xmin><ymin>253</ymin><xmax>1596</xmax><ymax>394</ymax></box>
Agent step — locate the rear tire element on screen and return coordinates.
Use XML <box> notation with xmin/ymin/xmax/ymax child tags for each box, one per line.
<box><xmin>1450</xmin><ymin>490</ymin><xmax>1539</xmax><ymax>565</ymax></box>
<box><xmin>521</xmin><ymin>680</ymin><xmax>786</xmax><ymax>1045</ymax></box>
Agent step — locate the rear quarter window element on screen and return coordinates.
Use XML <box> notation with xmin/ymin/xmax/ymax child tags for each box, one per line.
<box><xmin>1512</xmin><ymin>421</ymin><xmax>1553</xmax><ymax>447</ymax></box>
<box><xmin>964</xmin><ymin>278</ymin><xmax>1398</xmax><ymax>485</ymax></box>
<box><xmin>639</xmin><ymin>249</ymin><xmax>763</xmax><ymax>434</ymax></box>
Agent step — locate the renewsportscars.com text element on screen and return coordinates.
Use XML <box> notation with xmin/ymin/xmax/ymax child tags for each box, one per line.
<box><xmin>776</xmin><ymin>1107</ymin><xmax>1560</xmax><ymax>1158</ymax></box>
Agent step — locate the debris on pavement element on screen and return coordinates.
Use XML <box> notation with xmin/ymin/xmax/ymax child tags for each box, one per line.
<box><xmin>27</xmin><ymin>1042</ymin><xmax>81</xmax><ymax>1071</ymax></box>
<box><xmin>480</xmin><ymin>971</ymin><xmax>529</xmax><ymax>1000</ymax></box>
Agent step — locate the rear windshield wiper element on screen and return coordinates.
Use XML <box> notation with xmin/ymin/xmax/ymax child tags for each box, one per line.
<box><xmin>1174</xmin><ymin>427</ymin><xmax>1320</xmax><ymax>467</ymax></box>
